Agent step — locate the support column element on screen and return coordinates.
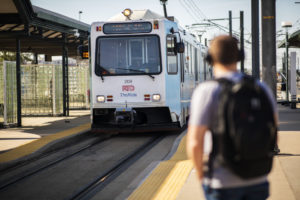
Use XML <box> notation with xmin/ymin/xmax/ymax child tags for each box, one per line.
<box><xmin>240</xmin><ymin>11</ymin><xmax>244</xmax><ymax>72</ymax></box>
<box><xmin>261</xmin><ymin>0</ymin><xmax>277</xmax><ymax>97</ymax></box>
<box><xmin>285</xmin><ymin>30</ymin><xmax>289</xmax><ymax>103</ymax></box>
<box><xmin>34</xmin><ymin>53</ymin><xmax>38</xmax><ymax>64</ymax></box>
<box><xmin>251</xmin><ymin>0</ymin><xmax>260</xmax><ymax>79</ymax></box>
<box><xmin>229</xmin><ymin>11</ymin><xmax>232</xmax><ymax>36</ymax></box>
<box><xmin>62</xmin><ymin>34</ymin><xmax>69</xmax><ymax>116</ymax></box>
<box><xmin>66</xmin><ymin>46</ymin><xmax>69</xmax><ymax>116</ymax></box>
<box><xmin>62</xmin><ymin>36</ymin><xmax>67</xmax><ymax>116</ymax></box>
<box><xmin>16</xmin><ymin>38</ymin><xmax>21</xmax><ymax>127</ymax></box>
<box><xmin>45</xmin><ymin>55</ymin><xmax>52</xmax><ymax>62</ymax></box>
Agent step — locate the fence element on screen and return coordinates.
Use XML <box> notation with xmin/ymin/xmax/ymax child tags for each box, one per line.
<box><xmin>0</xmin><ymin>61</ymin><xmax>89</xmax><ymax>126</ymax></box>
<box><xmin>69</xmin><ymin>63</ymin><xmax>90</xmax><ymax>110</ymax></box>
<box><xmin>0</xmin><ymin>62</ymin><xmax>2</xmax><ymax>125</ymax></box>
<box><xmin>0</xmin><ymin>61</ymin><xmax>17</xmax><ymax>126</ymax></box>
<box><xmin>21</xmin><ymin>64</ymin><xmax>64</xmax><ymax>115</ymax></box>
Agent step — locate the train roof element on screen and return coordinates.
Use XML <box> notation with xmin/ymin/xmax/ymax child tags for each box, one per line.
<box><xmin>108</xmin><ymin>9</ymin><xmax>165</xmax><ymax>21</ymax></box>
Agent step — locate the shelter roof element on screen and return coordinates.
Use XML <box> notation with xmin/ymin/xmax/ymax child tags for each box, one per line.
<box><xmin>0</xmin><ymin>0</ymin><xmax>90</xmax><ymax>56</ymax></box>
<box><xmin>278</xmin><ymin>29</ymin><xmax>300</xmax><ymax>48</ymax></box>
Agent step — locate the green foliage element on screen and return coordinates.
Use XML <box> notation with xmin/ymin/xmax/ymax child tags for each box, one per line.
<box><xmin>0</xmin><ymin>51</ymin><xmax>33</xmax><ymax>63</ymax></box>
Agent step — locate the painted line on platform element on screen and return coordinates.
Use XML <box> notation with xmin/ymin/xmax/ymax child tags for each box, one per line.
<box><xmin>0</xmin><ymin>123</ymin><xmax>90</xmax><ymax>163</ymax></box>
<box><xmin>128</xmin><ymin>134</ymin><xmax>193</xmax><ymax>200</ymax></box>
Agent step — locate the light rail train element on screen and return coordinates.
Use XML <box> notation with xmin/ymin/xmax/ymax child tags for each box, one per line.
<box><xmin>89</xmin><ymin>9</ymin><xmax>211</xmax><ymax>132</ymax></box>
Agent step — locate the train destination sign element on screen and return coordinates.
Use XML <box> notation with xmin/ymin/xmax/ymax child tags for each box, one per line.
<box><xmin>103</xmin><ymin>22</ymin><xmax>152</xmax><ymax>34</ymax></box>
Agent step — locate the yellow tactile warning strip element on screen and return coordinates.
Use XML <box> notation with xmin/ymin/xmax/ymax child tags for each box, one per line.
<box><xmin>0</xmin><ymin>123</ymin><xmax>90</xmax><ymax>163</ymax></box>
<box><xmin>128</xmin><ymin>134</ymin><xmax>193</xmax><ymax>200</ymax></box>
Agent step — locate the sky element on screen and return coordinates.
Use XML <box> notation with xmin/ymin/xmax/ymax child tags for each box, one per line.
<box><xmin>31</xmin><ymin>0</ymin><xmax>300</xmax><ymax>70</ymax></box>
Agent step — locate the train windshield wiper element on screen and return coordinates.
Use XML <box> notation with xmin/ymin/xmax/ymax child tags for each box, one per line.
<box><xmin>116</xmin><ymin>68</ymin><xmax>155</xmax><ymax>80</ymax></box>
<box><xmin>96</xmin><ymin>64</ymin><xmax>109</xmax><ymax>81</ymax></box>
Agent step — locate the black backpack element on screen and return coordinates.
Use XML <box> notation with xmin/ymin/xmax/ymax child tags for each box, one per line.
<box><xmin>209</xmin><ymin>75</ymin><xmax>277</xmax><ymax>179</ymax></box>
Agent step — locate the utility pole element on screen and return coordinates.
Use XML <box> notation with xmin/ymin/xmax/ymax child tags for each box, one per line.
<box><xmin>229</xmin><ymin>10</ymin><xmax>232</xmax><ymax>36</ymax></box>
<box><xmin>252</xmin><ymin>0</ymin><xmax>260</xmax><ymax>79</ymax></box>
<box><xmin>282</xmin><ymin>21</ymin><xmax>292</xmax><ymax>103</ymax></box>
<box><xmin>261</xmin><ymin>0</ymin><xmax>277</xmax><ymax>96</ymax></box>
<box><xmin>240</xmin><ymin>11</ymin><xmax>244</xmax><ymax>72</ymax></box>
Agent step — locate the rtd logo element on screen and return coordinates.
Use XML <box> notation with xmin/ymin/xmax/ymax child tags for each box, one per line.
<box><xmin>122</xmin><ymin>85</ymin><xmax>135</xmax><ymax>91</ymax></box>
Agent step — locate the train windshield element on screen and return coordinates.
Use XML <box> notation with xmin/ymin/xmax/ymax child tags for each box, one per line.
<box><xmin>95</xmin><ymin>35</ymin><xmax>161</xmax><ymax>76</ymax></box>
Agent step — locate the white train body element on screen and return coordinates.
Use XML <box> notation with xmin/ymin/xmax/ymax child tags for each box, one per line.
<box><xmin>90</xmin><ymin>10</ymin><xmax>211</xmax><ymax>132</ymax></box>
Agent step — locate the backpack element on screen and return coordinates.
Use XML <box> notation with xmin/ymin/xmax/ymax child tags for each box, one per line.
<box><xmin>208</xmin><ymin>75</ymin><xmax>277</xmax><ymax>179</ymax></box>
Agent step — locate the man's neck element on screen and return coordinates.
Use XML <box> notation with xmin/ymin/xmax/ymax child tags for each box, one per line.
<box><xmin>213</xmin><ymin>63</ymin><xmax>237</xmax><ymax>78</ymax></box>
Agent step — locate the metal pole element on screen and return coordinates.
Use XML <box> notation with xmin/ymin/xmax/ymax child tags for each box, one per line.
<box><xmin>252</xmin><ymin>0</ymin><xmax>260</xmax><ymax>79</ymax></box>
<box><xmin>62</xmin><ymin>36</ymin><xmax>66</xmax><ymax>116</ymax></box>
<box><xmin>16</xmin><ymin>38</ymin><xmax>21</xmax><ymax>127</ymax></box>
<box><xmin>285</xmin><ymin>29</ymin><xmax>289</xmax><ymax>102</ymax></box>
<box><xmin>79</xmin><ymin>11</ymin><xmax>82</xmax><ymax>21</ymax></box>
<box><xmin>163</xmin><ymin>3</ymin><xmax>168</xmax><ymax>18</ymax></box>
<box><xmin>240</xmin><ymin>11</ymin><xmax>244</xmax><ymax>73</ymax></box>
<box><xmin>229</xmin><ymin>10</ymin><xmax>232</xmax><ymax>36</ymax></box>
<box><xmin>34</xmin><ymin>53</ymin><xmax>38</xmax><ymax>64</ymax></box>
<box><xmin>66</xmin><ymin>46</ymin><xmax>69</xmax><ymax>116</ymax></box>
<box><xmin>261</xmin><ymin>0</ymin><xmax>277</xmax><ymax>97</ymax></box>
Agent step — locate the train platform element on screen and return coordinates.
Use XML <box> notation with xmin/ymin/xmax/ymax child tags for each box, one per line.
<box><xmin>0</xmin><ymin>110</ymin><xmax>90</xmax><ymax>165</ymax></box>
<box><xmin>0</xmin><ymin>106</ymin><xmax>299</xmax><ymax>199</ymax></box>
<box><xmin>127</xmin><ymin>104</ymin><xmax>300</xmax><ymax>200</ymax></box>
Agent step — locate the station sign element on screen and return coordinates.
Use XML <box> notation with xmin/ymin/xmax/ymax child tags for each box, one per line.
<box><xmin>103</xmin><ymin>22</ymin><xmax>152</xmax><ymax>34</ymax></box>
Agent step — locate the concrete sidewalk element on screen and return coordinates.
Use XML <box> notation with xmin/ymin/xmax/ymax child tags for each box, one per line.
<box><xmin>0</xmin><ymin>110</ymin><xmax>90</xmax><ymax>153</ymax></box>
<box><xmin>176</xmin><ymin>105</ymin><xmax>300</xmax><ymax>200</ymax></box>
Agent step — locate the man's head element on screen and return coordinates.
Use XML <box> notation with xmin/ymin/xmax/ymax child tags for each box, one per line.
<box><xmin>206</xmin><ymin>35</ymin><xmax>244</xmax><ymax>66</ymax></box>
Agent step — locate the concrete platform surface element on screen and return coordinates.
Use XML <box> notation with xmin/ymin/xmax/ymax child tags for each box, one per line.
<box><xmin>0</xmin><ymin>110</ymin><xmax>90</xmax><ymax>163</ymax></box>
<box><xmin>129</xmin><ymin>104</ymin><xmax>300</xmax><ymax>200</ymax></box>
<box><xmin>176</xmin><ymin>105</ymin><xmax>300</xmax><ymax>200</ymax></box>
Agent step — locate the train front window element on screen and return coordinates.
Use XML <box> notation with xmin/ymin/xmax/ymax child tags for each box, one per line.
<box><xmin>95</xmin><ymin>35</ymin><xmax>161</xmax><ymax>76</ymax></box>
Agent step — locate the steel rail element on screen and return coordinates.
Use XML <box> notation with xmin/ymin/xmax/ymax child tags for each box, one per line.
<box><xmin>68</xmin><ymin>135</ymin><xmax>165</xmax><ymax>200</ymax></box>
<box><xmin>0</xmin><ymin>134</ymin><xmax>109</xmax><ymax>191</ymax></box>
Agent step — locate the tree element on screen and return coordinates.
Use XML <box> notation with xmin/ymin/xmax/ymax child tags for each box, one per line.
<box><xmin>0</xmin><ymin>51</ymin><xmax>33</xmax><ymax>63</ymax></box>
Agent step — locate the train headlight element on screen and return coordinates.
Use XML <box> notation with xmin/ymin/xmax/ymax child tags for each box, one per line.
<box><xmin>152</xmin><ymin>94</ymin><xmax>161</xmax><ymax>102</ymax></box>
<box><xmin>96</xmin><ymin>95</ymin><xmax>105</xmax><ymax>103</ymax></box>
<box><xmin>122</xmin><ymin>8</ymin><xmax>132</xmax><ymax>19</ymax></box>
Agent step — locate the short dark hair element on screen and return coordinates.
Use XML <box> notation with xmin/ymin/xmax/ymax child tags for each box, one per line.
<box><xmin>209</xmin><ymin>35</ymin><xmax>242</xmax><ymax>65</ymax></box>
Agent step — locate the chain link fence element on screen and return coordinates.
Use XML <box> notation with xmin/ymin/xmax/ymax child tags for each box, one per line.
<box><xmin>69</xmin><ymin>63</ymin><xmax>90</xmax><ymax>110</ymax></box>
<box><xmin>0</xmin><ymin>61</ymin><xmax>89</xmax><ymax>126</ymax></box>
<box><xmin>21</xmin><ymin>64</ymin><xmax>64</xmax><ymax>115</ymax></box>
<box><xmin>0</xmin><ymin>61</ymin><xmax>18</xmax><ymax>126</ymax></box>
<box><xmin>0</xmin><ymin>62</ymin><xmax>4</xmax><ymax>125</ymax></box>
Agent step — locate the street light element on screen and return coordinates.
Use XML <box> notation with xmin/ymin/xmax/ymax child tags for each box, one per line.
<box><xmin>159</xmin><ymin>0</ymin><xmax>168</xmax><ymax>18</ymax></box>
<box><xmin>281</xmin><ymin>21</ymin><xmax>292</xmax><ymax>103</ymax></box>
<box><xmin>78</xmin><ymin>11</ymin><xmax>82</xmax><ymax>21</ymax></box>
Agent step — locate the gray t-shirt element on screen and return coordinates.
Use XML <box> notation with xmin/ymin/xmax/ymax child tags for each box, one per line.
<box><xmin>189</xmin><ymin>71</ymin><xmax>277</xmax><ymax>189</ymax></box>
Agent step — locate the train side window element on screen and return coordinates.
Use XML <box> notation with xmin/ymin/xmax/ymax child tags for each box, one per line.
<box><xmin>189</xmin><ymin>44</ymin><xmax>193</xmax><ymax>74</ymax></box>
<box><xmin>166</xmin><ymin>35</ymin><xmax>178</xmax><ymax>74</ymax></box>
<box><xmin>180</xmin><ymin>53</ymin><xmax>184</xmax><ymax>82</ymax></box>
<box><xmin>185</xmin><ymin>43</ymin><xmax>189</xmax><ymax>73</ymax></box>
<box><xmin>194</xmin><ymin>48</ymin><xmax>198</xmax><ymax>81</ymax></box>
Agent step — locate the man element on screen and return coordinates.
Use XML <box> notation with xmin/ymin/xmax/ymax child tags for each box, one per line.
<box><xmin>186</xmin><ymin>35</ymin><xmax>277</xmax><ymax>200</ymax></box>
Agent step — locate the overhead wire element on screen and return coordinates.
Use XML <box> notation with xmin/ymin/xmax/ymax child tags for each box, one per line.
<box><xmin>178</xmin><ymin>0</ymin><xmax>199</xmax><ymax>23</ymax></box>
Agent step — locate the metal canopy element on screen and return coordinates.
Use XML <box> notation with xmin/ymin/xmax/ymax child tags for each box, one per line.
<box><xmin>278</xmin><ymin>30</ymin><xmax>300</xmax><ymax>48</ymax></box>
<box><xmin>0</xmin><ymin>0</ymin><xmax>90</xmax><ymax>56</ymax></box>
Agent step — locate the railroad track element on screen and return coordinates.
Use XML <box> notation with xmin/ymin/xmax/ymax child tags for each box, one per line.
<box><xmin>0</xmin><ymin>133</ymin><xmax>109</xmax><ymax>191</ymax></box>
<box><xmin>0</xmin><ymin>132</ymin><xmax>167</xmax><ymax>200</ymax></box>
<box><xmin>67</xmin><ymin>134</ymin><xmax>165</xmax><ymax>200</ymax></box>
